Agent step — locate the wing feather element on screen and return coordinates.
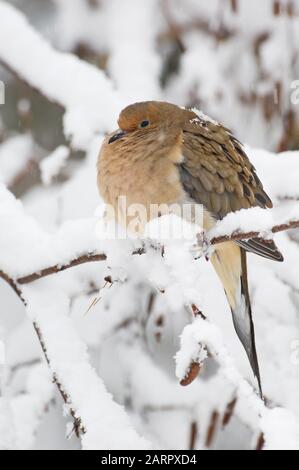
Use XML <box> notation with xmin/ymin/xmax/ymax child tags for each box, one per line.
<box><xmin>180</xmin><ymin>117</ymin><xmax>283</xmax><ymax>262</ymax></box>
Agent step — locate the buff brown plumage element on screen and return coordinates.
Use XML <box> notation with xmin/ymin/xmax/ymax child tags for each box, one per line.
<box><xmin>97</xmin><ymin>101</ymin><xmax>284</xmax><ymax>396</ymax></box>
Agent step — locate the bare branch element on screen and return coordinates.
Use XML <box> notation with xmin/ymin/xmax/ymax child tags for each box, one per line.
<box><xmin>189</xmin><ymin>421</ymin><xmax>198</xmax><ymax>450</ymax></box>
<box><xmin>179</xmin><ymin>304</ymin><xmax>207</xmax><ymax>386</ymax></box>
<box><xmin>256</xmin><ymin>432</ymin><xmax>265</xmax><ymax>451</ymax></box>
<box><xmin>17</xmin><ymin>253</ymin><xmax>107</xmax><ymax>285</ymax></box>
<box><xmin>16</xmin><ymin>248</ymin><xmax>146</xmax><ymax>285</ymax></box>
<box><xmin>205</xmin><ymin>410</ymin><xmax>220</xmax><ymax>448</ymax></box>
<box><xmin>222</xmin><ymin>397</ymin><xmax>238</xmax><ymax>428</ymax></box>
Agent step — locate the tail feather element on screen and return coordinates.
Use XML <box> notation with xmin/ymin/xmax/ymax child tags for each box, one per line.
<box><xmin>211</xmin><ymin>243</ymin><xmax>263</xmax><ymax>397</ymax></box>
<box><xmin>236</xmin><ymin>249</ymin><xmax>262</xmax><ymax>396</ymax></box>
<box><xmin>237</xmin><ymin>238</ymin><xmax>284</xmax><ymax>263</ymax></box>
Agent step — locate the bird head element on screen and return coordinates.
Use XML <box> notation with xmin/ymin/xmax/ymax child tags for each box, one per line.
<box><xmin>107</xmin><ymin>101</ymin><xmax>195</xmax><ymax>145</ymax></box>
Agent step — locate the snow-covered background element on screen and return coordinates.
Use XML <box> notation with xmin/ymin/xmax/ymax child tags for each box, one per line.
<box><xmin>0</xmin><ymin>0</ymin><xmax>299</xmax><ymax>450</ymax></box>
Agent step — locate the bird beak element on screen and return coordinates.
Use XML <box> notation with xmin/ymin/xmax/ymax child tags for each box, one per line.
<box><xmin>108</xmin><ymin>129</ymin><xmax>126</xmax><ymax>144</ymax></box>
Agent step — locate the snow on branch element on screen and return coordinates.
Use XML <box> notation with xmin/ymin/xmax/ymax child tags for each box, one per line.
<box><xmin>208</xmin><ymin>204</ymin><xmax>299</xmax><ymax>244</ymax></box>
<box><xmin>175</xmin><ymin>316</ymin><xmax>264</xmax><ymax>410</ymax></box>
<box><xmin>175</xmin><ymin>315</ymin><xmax>299</xmax><ymax>450</ymax></box>
<box><xmin>4</xmin><ymin>205</ymin><xmax>298</xmax><ymax>287</ymax></box>
<box><xmin>40</xmin><ymin>146</ymin><xmax>70</xmax><ymax>186</ymax></box>
<box><xmin>10</xmin><ymin>364</ymin><xmax>54</xmax><ymax>449</ymax></box>
<box><xmin>0</xmin><ymin>267</ymin><xmax>150</xmax><ymax>450</ymax></box>
<box><xmin>0</xmin><ymin>135</ymin><xmax>36</xmax><ymax>189</ymax></box>
<box><xmin>0</xmin><ymin>185</ymin><xmax>149</xmax><ymax>449</ymax></box>
<box><xmin>26</xmin><ymin>287</ymin><xmax>150</xmax><ymax>450</ymax></box>
<box><xmin>0</xmin><ymin>1</ymin><xmax>123</xmax><ymax>149</ymax></box>
<box><xmin>1</xmin><ymin>181</ymin><xmax>299</xmax><ymax>448</ymax></box>
<box><xmin>1</xmin><ymin>179</ymin><xmax>299</xmax><ymax>448</ymax></box>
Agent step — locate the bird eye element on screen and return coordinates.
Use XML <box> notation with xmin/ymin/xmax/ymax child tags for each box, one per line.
<box><xmin>140</xmin><ymin>120</ymin><xmax>150</xmax><ymax>128</ymax></box>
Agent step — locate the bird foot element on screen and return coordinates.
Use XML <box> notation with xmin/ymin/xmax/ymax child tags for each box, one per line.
<box><xmin>188</xmin><ymin>232</ymin><xmax>214</xmax><ymax>261</ymax></box>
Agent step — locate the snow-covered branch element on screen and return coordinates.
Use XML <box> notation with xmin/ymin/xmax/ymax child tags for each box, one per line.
<box><xmin>4</xmin><ymin>207</ymin><xmax>298</xmax><ymax>287</ymax></box>
<box><xmin>0</xmin><ymin>190</ymin><xmax>298</xmax><ymax>449</ymax></box>
<box><xmin>0</xmin><ymin>269</ymin><xmax>150</xmax><ymax>449</ymax></box>
<box><xmin>208</xmin><ymin>210</ymin><xmax>299</xmax><ymax>245</ymax></box>
<box><xmin>0</xmin><ymin>1</ymin><xmax>122</xmax><ymax>149</ymax></box>
<box><xmin>0</xmin><ymin>185</ymin><xmax>150</xmax><ymax>449</ymax></box>
<box><xmin>0</xmin><ymin>268</ymin><xmax>150</xmax><ymax>449</ymax></box>
<box><xmin>175</xmin><ymin>315</ymin><xmax>299</xmax><ymax>450</ymax></box>
<box><xmin>1</xmin><ymin>0</ymin><xmax>299</xmax><ymax>449</ymax></box>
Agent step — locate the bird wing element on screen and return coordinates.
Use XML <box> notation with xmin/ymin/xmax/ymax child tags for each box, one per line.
<box><xmin>180</xmin><ymin>116</ymin><xmax>283</xmax><ymax>262</ymax></box>
<box><xmin>180</xmin><ymin>115</ymin><xmax>283</xmax><ymax>394</ymax></box>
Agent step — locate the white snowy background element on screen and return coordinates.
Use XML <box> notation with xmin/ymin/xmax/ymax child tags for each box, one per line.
<box><xmin>0</xmin><ymin>0</ymin><xmax>299</xmax><ymax>450</ymax></box>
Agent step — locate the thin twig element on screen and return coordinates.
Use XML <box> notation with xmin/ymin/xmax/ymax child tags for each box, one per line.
<box><xmin>189</xmin><ymin>421</ymin><xmax>198</xmax><ymax>450</ymax></box>
<box><xmin>209</xmin><ymin>219</ymin><xmax>299</xmax><ymax>245</ymax></box>
<box><xmin>0</xmin><ymin>269</ymin><xmax>24</xmax><ymax>298</ymax></box>
<box><xmin>16</xmin><ymin>247</ymin><xmax>146</xmax><ymax>285</ymax></box>
<box><xmin>17</xmin><ymin>253</ymin><xmax>107</xmax><ymax>284</ymax></box>
<box><xmin>256</xmin><ymin>432</ymin><xmax>265</xmax><ymax>451</ymax></box>
<box><xmin>205</xmin><ymin>410</ymin><xmax>219</xmax><ymax>448</ymax></box>
<box><xmin>222</xmin><ymin>397</ymin><xmax>237</xmax><ymax>427</ymax></box>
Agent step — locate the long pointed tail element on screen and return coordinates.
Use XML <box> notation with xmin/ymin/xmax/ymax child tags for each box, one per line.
<box><xmin>211</xmin><ymin>242</ymin><xmax>263</xmax><ymax>397</ymax></box>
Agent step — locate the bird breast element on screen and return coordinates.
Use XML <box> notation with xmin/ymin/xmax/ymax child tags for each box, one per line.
<box><xmin>97</xmin><ymin>146</ymin><xmax>185</xmax><ymax>225</ymax></box>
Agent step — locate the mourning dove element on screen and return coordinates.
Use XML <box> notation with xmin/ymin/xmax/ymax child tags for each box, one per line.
<box><xmin>97</xmin><ymin>101</ymin><xmax>283</xmax><ymax>396</ymax></box>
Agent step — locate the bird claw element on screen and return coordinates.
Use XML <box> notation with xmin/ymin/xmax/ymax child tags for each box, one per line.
<box><xmin>187</xmin><ymin>232</ymin><xmax>214</xmax><ymax>261</ymax></box>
